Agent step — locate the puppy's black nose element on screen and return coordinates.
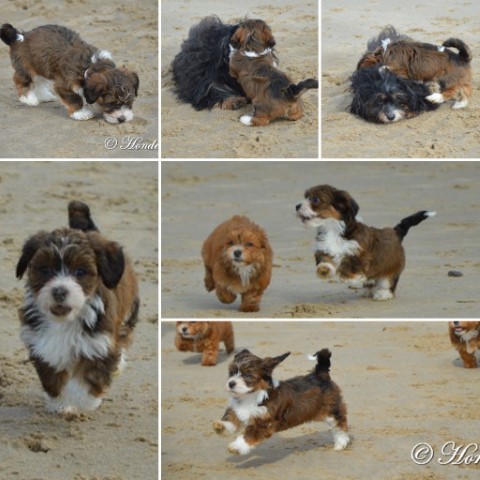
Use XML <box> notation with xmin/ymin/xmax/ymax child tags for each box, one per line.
<box><xmin>118</xmin><ymin>117</ymin><xmax>126</xmax><ymax>124</ymax></box>
<box><xmin>295</xmin><ymin>203</ymin><xmax>301</xmax><ymax>211</ymax></box>
<box><xmin>228</xmin><ymin>381</ymin><xmax>236</xmax><ymax>389</ymax></box>
<box><xmin>181</xmin><ymin>327</ymin><xmax>188</xmax><ymax>333</ymax></box>
<box><xmin>52</xmin><ymin>286</ymin><xmax>68</xmax><ymax>303</ymax></box>
<box><xmin>453</xmin><ymin>321</ymin><xmax>460</xmax><ymax>326</ymax></box>
<box><xmin>387</xmin><ymin>112</ymin><xmax>396</xmax><ymax>121</ymax></box>
<box><xmin>233</xmin><ymin>250</ymin><xmax>242</xmax><ymax>259</ymax></box>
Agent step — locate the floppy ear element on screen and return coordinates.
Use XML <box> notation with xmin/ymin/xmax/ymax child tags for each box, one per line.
<box><xmin>16</xmin><ymin>232</ymin><xmax>49</xmax><ymax>279</ymax></box>
<box><xmin>84</xmin><ymin>73</ymin><xmax>107</xmax><ymax>104</ymax></box>
<box><xmin>88</xmin><ymin>233</ymin><xmax>125</xmax><ymax>289</ymax></box>
<box><xmin>333</xmin><ymin>191</ymin><xmax>359</xmax><ymax>225</ymax></box>
<box><xmin>68</xmin><ymin>200</ymin><xmax>99</xmax><ymax>232</ymax></box>
<box><xmin>230</xmin><ymin>27</ymin><xmax>245</xmax><ymax>49</ymax></box>
<box><xmin>130</xmin><ymin>71</ymin><xmax>139</xmax><ymax>97</ymax></box>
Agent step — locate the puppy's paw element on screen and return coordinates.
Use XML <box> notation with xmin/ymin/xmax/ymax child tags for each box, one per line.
<box><xmin>201</xmin><ymin>353</ymin><xmax>218</xmax><ymax>366</ymax></box>
<box><xmin>239</xmin><ymin>115</ymin><xmax>253</xmax><ymax>126</ymax></box>
<box><xmin>240</xmin><ymin>303</ymin><xmax>260</xmax><ymax>313</ymax></box>
<box><xmin>228</xmin><ymin>436</ymin><xmax>252</xmax><ymax>455</ymax></box>
<box><xmin>213</xmin><ymin>420</ymin><xmax>226</xmax><ymax>434</ymax></box>
<box><xmin>452</xmin><ymin>99</ymin><xmax>468</xmax><ymax>109</ymax></box>
<box><xmin>70</xmin><ymin>106</ymin><xmax>95</xmax><ymax>120</ymax></box>
<box><xmin>316</xmin><ymin>262</ymin><xmax>335</xmax><ymax>278</ymax></box>
<box><xmin>425</xmin><ymin>92</ymin><xmax>444</xmax><ymax>104</ymax></box>
<box><xmin>372</xmin><ymin>289</ymin><xmax>394</xmax><ymax>301</ymax></box>
<box><xmin>204</xmin><ymin>277</ymin><xmax>215</xmax><ymax>292</ymax></box>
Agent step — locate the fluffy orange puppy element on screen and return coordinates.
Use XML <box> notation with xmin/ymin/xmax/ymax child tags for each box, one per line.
<box><xmin>202</xmin><ymin>215</ymin><xmax>273</xmax><ymax>312</ymax></box>
<box><xmin>175</xmin><ymin>321</ymin><xmax>235</xmax><ymax>366</ymax></box>
<box><xmin>449</xmin><ymin>321</ymin><xmax>480</xmax><ymax>368</ymax></box>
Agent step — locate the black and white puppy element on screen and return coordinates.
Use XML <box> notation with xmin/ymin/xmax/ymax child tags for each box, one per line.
<box><xmin>350</xmin><ymin>65</ymin><xmax>440</xmax><ymax>123</ymax></box>
<box><xmin>16</xmin><ymin>201</ymin><xmax>139</xmax><ymax>413</ymax></box>
<box><xmin>171</xmin><ymin>15</ymin><xmax>250</xmax><ymax>111</ymax></box>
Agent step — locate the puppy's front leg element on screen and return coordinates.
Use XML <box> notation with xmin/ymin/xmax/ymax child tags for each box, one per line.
<box><xmin>174</xmin><ymin>333</ymin><xmax>194</xmax><ymax>352</ymax></box>
<box><xmin>228</xmin><ymin>417</ymin><xmax>275</xmax><ymax>455</ymax></box>
<box><xmin>213</xmin><ymin>407</ymin><xmax>242</xmax><ymax>435</ymax></box>
<box><xmin>240</xmin><ymin>289</ymin><xmax>262</xmax><ymax>312</ymax></box>
<box><xmin>315</xmin><ymin>250</ymin><xmax>336</xmax><ymax>278</ymax></box>
<box><xmin>215</xmin><ymin>285</ymin><xmax>236</xmax><ymax>304</ymax></box>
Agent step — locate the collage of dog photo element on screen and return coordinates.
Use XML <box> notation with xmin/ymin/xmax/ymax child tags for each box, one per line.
<box><xmin>161</xmin><ymin>0</ymin><xmax>480</xmax><ymax>479</ymax></box>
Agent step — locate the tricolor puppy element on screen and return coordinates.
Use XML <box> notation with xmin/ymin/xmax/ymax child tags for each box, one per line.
<box><xmin>449</xmin><ymin>321</ymin><xmax>480</xmax><ymax>368</ymax></box>
<box><xmin>213</xmin><ymin>348</ymin><xmax>350</xmax><ymax>455</ymax></box>
<box><xmin>0</xmin><ymin>24</ymin><xmax>139</xmax><ymax>123</ymax></box>
<box><xmin>229</xmin><ymin>19</ymin><xmax>318</xmax><ymax>126</ymax></box>
<box><xmin>296</xmin><ymin>185</ymin><xmax>435</xmax><ymax>300</ymax></box>
<box><xmin>175</xmin><ymin>321</ymin><xmax>235</xmax><ymax>366</ymax></box>
<box><xmin>202</xmin><ymin>215</ymin><xmax>273</xmax><ymax>312</ymax></box>
<box><xmin>16</xmin><ymin>201</ymin><xmax>139</xmax><ymax>413</ymax></box>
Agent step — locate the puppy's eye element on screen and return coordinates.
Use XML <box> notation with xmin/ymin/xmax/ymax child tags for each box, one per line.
<box><xmin>243</xmin><ymin>374</ymin><xmax>255</xmax><ymax>381</ymax></box>
<box><xmin>227</xmin><ymin>240</ymin><xmax>234</xmax><ymax>246</ymax></box>
<box><xmin>38</xmin><ymin>266</ymin><xmax>53</xmax><ymax>277</ymax></box>
<box><xmin>74</xmin><ymin>267</ymin><xmax>88</xmax><ymax>277</ymax></box>
<box><xmin>245</xmin><ymin>242</ymin><xmax>254</xmax><ymax>247</ymax></box>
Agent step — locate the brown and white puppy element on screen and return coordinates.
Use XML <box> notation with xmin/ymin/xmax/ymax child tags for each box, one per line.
<box><xmin>228</xmin><ymin>19</ymin><xmax>318</xmax><ymax>126</ymax></box>
<box><xmin>202</xmin><ymin>215</ymin><xmax>273</xmax><ymax>312</ymax></box>
<box><xmin>16</xmin><ymin>201</ymin><xmax>139</xmax><ymax>413</ymax></box>
<box><xmin>296</xmin><ymin>185</ymin><xmax>435</xmax><ymax>300</ymax></box>
<box><xmin>175</xmin><ymin>321</ymin><xmax>235</xmax><ymax>366</ymax></box>
<box><xmin>213</xmin><ymin>348</ymin><xmax>350</xmax><ymax>455</ymax></box>
<box><xmin>357</xmin><ymin>26</ymin><xmax>472</xmax><ymax>109</ymax></box>
<box><xmin>449</xmin><ymin>321</ymin><xmax>480</xmax><ymax>368</ymax></box>
<box><xmin>0</xmin><ymin>24</ymin><xmax>139</xmax><ymax>123</ymax></box>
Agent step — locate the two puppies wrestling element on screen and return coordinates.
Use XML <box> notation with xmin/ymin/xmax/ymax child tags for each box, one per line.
<box><xmin>350</xmin><ymin>25</ymin><xmax>472</xmax><ymax>123</ymax></box>
<box><xmin>171</xmin><ymin>16</ymin><xmax>318</xmax><ymax>126</ymax></box>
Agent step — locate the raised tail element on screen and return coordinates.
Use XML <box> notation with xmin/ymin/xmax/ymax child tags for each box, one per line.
<box><xmin>394</xmin><ymin>211</ymin><xmax>436</xmax><ymax>241</ymax></box>
<box><xmin>282</xmin><ymin>78</ymin><xmax>318</xmax><ymax>101</ymax></box>
<box><xmin>308</xmin><ymin>348</ymin><xmax>331</xmax><ymax>378</ymax></box>
<box><xmin>0</xmin><ymin>23</ymin><xmax>23</xmax><ymax>45</ymax></box>
<box><xmin>442</xmin><ymin>38</ymin><xmax>472</xmax><ymax>63</ymax></box>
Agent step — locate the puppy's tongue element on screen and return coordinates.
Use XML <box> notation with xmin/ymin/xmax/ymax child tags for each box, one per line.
<box><xmin>51</xmin><ymin>305</ymin><xmax>72</xmax><ymax>317</ymax></box>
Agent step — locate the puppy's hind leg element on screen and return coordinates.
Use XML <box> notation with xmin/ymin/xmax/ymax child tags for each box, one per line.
<box><xmin>325</xmin><ymin>416</ymin><xmax>350</xmax><ymax>451</ymax></box>
<box><xmin>223</xmin><ymin>324</ymin><xmax>235</xmax><ymax>355</ymax></box>
<box><xmin>204</xmin><ymin>267</ymin><xmax>215</xmax><ymax>291</ymax></box>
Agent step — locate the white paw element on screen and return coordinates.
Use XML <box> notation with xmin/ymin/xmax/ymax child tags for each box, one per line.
<box><xmin>372</xmin><ymin>289</ymin><xmax>394</xmax><ymax>301</ymax></box>
<box><xmin>333</xmin><ymin>430</ymin><xmax>350</xmax><ymax>451</ymax></box>
<box><xmin>228</xmin><ymin>435</ymin><xmax>252</xmax><ymax>455</ymax></box>
<box><xmin>316</xmin><ymin>262</ymin><xmax>335</xmax><ymax>278</ymax></box>
<box><xmin>452</xmin><ymin>99</ymin><xmax>468</xmax><ymax>109</ymax></box>
<box><xmin>19</xmin><ymin>92</ymin><xmax>39</xmax><ymax>106</ymax></box>
<box><xmin>70</xmin><ymin>106</ymin><xmax>95</xmax><ymax>120</ymax></box>
<box><xmin>240</xmin><ymin>115</ymin><xmax>253</xmax><ymax>126</ymax></box>
<box><xmin>426</xmin><ymin>92</ymin><xmax>445</xmax><ymax>104</ymax></box>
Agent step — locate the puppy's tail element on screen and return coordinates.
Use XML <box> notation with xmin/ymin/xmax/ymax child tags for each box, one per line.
<box><xmin>393</xmin><ymin>211</ymin><xmax>436</xmax><ymax>241</ymax></box>
<box><xmin>442</xmin><ymin>38</ymin><xmax>472</xmax><ymax>63</ymax></box>
<box><xmin>282</xmin><ymin>78</ymin><xmax>318</xmax><ymax>101</ymax></box>
<box><xmin>68</xmin><ymin>201</ymin><xmax>99</xmax><ymax>232</ymax></box>
<box><xmin>308</xmin><ymin>348</ymin><xmax>331</xmax><ymax>379</ymax></box>
<box><xmin>0</xmin><ymin>24</ymin><xmax>23</xmax><ymax>46</ymax></box>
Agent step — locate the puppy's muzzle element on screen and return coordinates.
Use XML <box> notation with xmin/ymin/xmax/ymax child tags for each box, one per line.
<box><xmin>233</xmin><ymin>249</ymin><xmax>243</xmax><ymax>262</ymax></box>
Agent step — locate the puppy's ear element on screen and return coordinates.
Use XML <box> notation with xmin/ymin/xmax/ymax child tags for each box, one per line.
<box><xmin>130</xmin><ymin>71</ymin><xmax>139</xmax><ymax>97</ymax></box>
<box><xmin>230</xmin><ymin>27</ymin><xmax>244</xmax><ymax>49</ymax></box>
<box><xmin>84</xmin><ymin>73</ymin><xmax>107</xmax><ymax>104</ymax></box>
<box><xmin>88</xmin><ymin>233</ymin><xmax>125</xmax><ymax>289</ymax></box>
<box><xmin>68</xmin><ymin>200</ymin><xmax>99</xmax><ymax>232</ymax></box>
<box><xmin>263</xmin><ymin>26</ymin><xmax>275</xmax><ymax>48</ymax></box>
<box><xmin>264</xmin><ymin>352</ymin><xmax>290</xmax><ymax>372</ymax></box>
<box><xmin>333</xmin><ymin>191</ymin><xmax>359</xmax><ymax>225</ymax></box>
<box><xmin>16</xmin><ymin>232</ymin><xmax>49</xmax><ymax>279</ymax></box>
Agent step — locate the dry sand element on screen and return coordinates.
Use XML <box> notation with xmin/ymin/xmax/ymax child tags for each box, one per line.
<box><xmin>322</xmin><ymin>0</ymin><xmax>480</xmax><ymax>158</ymax></box>
<box><xmin>0</xmin><ymin>0</ymin><xmax>158</xmax><ymax>158</ymax></box>
<box><xmin>0</xmin><ymin>162</ymin><xmax>158</xmax><ymax>479</ymax></box>
<box><xmin>161</xmin><ymin>320</ymin><xmax>480</xmax><ymax>480</ymax></box>
<box><xmin>161</xmin><ymin>160</ymin><xmax>480</xmax><ymax>319</ymax></box>
<box><xmin>161</xmin><ymin>0</ymin><xmax>318</xmax><ymax>158</ymax></box>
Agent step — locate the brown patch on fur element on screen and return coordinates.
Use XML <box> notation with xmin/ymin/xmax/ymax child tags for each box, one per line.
<box><xmin>201</xmin><ymin>215</ymin><xmax>273</xmax><ymax>312</ymax></box>
<box><xmin>449</xmin><ymin>321</ymin><xmax>480</xmax><ymax>368</ymax></box>
<box><xmin>175</xmin><ymin>321</ymin><xmax>235</xmax><ymax>366</ymax></box>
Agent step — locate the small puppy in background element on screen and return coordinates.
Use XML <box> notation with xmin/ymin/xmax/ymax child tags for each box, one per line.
<box><xmin>296</xmin><ymin>185</ymin><xmax>435</xmax><ymax>300</ymax></box>
<box><xmin>357</xmin><ymin>25</ymin><xmax>472</xmax><ymax>109</ymax></box>
<box><xmin>229</xmin><ymin>19</ymin><xmax>318</xmax><ymax>126</ymax></box>
<box><xmin>202</xmin><ymin>215</ymin><xmax>273</xmax><ymax>312</ymax></box>
<box><xmin>449</xmin><ymin>321</ymin><xmax>480</xmax><ymax>368</ymax></box>
<box><xmin>213</xmin><ymin>348</ymin><xmax>350</xmax><ymax>455</ymax></box>
<box><xmin>175</xmin><ymin>321</ymin><xmax>235</xmax><ymax>366</ymax></box>
<box><xmin>0</xmin><ymin>23</ymin><xmax>139</xmax><ymax>123</ymax></box>
<box><xmin>16</xmin><ymin>201</ymin><xmax>139</xmax><ymax>413</ymax></box>
<box><xmin>350</xmin><ymin>65</ymin><xmax>440</xmax><ymax>123</ymax></box>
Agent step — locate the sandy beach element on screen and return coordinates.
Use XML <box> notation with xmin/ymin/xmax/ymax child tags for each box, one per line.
<box><xmin>322</xmin><ymin>0</ymin><xmax>480</xmax><ymax>158</ymax></box>
<box><xmin>161</xmin><ymin>320</ymin><xmax>480</xmax><ymax>480</ymax></box>
<box><xmin>161</xmin><ymin>161</ymin><xmax>480</xmax><ymax>319</ymax></box>
<box><xmin>0</xmin><ymin>0</ymin><xmax>158</xmax><ymax>158</ymax></box>
<box><xmin>161</xmin><ymin>0</ymin><xmax>318</xmax><ymax>158</ymax></box>
<box><xmin>0</xmin><ymin>162</ymin><xmax>158</xmax><ymax>479</ymax></box>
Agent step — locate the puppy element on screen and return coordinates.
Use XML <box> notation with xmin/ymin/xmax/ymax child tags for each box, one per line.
<box><xmin>449</xmin><ymin>321</ymin><xmax>480</xmax><ymax>368</ymax></box>
<box><xmin>213</xmin><ymin>348</ymin><xmax>350</xmax><ymax>455</ymax></box>
<box><xmin>350</xmin><ymin>65</ymin><xmax>440</xmax><ymax>123</ymax></box>
<box><xmin>357</xmin><ymin>26</ymin><xmax>472</xmax><ymax>109</ymax></box>
<box><xmin>296</xmin><ymin>185</ymin><xmax>435</xmax><ymax>300</ymax></box>
<box><xmin>229</xmin><ymin>19</ymin><xmax>318</xmax><ymax>126</ymax></box>
<box><xmin>171</xmin><ymin>15</ymin><xmax>248</xmax><ymax>111</ymax></box>
<box><xmin>16</xmin><ymin>201</ymin><xmax>139</xmax><ymax>413</ymax></box>
<box><xmin>202</xmin><ymin>215</ymin><xmax>272</xmax><ymax>312</ymax></box>
<box><xmin>175</xmin><ymin>321</ymin><xmax>235</xmax><ymax>366</ymax></box>
<box><xmin>0</xmin><ymin>24</ymin><xmax>139</xmax><ymax>123</ymax></box>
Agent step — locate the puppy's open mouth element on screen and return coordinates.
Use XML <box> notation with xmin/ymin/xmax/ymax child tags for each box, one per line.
<box><xmin>50</xmin><ymin>305</ymin><xmax>72</xmax><ymax>317</ymax></box>
<box><xmin>297</xmin><ymin>214</ymin><xmax>314</xmax><ymax>223</ymax></box>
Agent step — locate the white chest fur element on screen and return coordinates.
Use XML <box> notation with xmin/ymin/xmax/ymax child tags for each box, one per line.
<box><xmin>315</xmin><ymin>219</ymin><xmax>360</xmax><ymax>264</ymax></box>
<box><xmin>229</xmin><ymin>390</ymin><xmax>269</xmax><ymax>423</ymax></box>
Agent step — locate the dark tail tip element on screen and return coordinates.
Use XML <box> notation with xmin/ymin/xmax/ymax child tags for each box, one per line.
<box><xmin>309</xmin><ymin>348</ymin><xmax>331</xmax><ymax>373</ymax></box>
<box><xmin>1</xmin><ymin>24</ymin><xmax>19</xmax><ymax>46</ymax></box>
<box><xmin>394</xmin><ymin>210</ymin><xmax>436</xmax><ymax>240</ymax></box>
<box><xmin>68</xmin><ymin>201</ymin><xmax>99</xmax><ymax>232</ymax></box>
<box><xmin>442</xmin><ymin>38</ymin><xmax>472</xmax><ymax>63</ymax></box>
<box><xmin>283</xmin><ymin>78</ymin><xmax>318</xmax><ymax>100</ymax></box>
